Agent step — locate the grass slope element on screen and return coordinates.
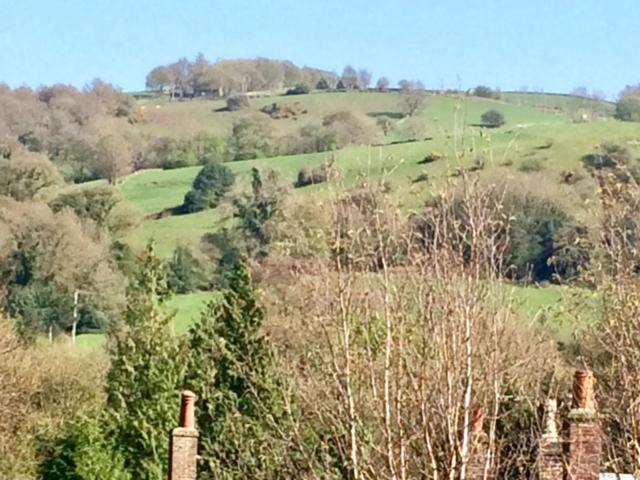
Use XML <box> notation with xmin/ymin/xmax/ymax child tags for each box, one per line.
<box><xmin>133</xmin><ymin>91</ymin><xmax>568</xmax><ymax>140</ymax></box>
<box><xmin>78</xmin><ymin>91</ymin><xmax>632</xmax><ymax>346</ymax></box>
<box><xmin>76</xmin><ymin>291</ymin><xmax>218</xmax><ymax>349</ymax></box>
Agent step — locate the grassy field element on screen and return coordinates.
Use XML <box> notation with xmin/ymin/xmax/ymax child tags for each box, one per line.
<box><xmin>133</xmin><ymin>91</ymin><xmax>568</xmax><ymax>140</ymax></box>
<box><xmin>76</xmin><ymin>291</ymin><xmax>218</xmax><ymax>349</ymax></box>
<box><xmin>121</xmin><ymin>97</ymin><xmax>640</xmax><ymax>257</ymax></box>
<box><xmin>501</xmin><ymin>91</ymin><xmax>615</xmax><ymax>117</ymax></box>
<box><xmin>75</xmin><ymin>90</ymin><xmax>635</xmax><ymax>347</ymax></box>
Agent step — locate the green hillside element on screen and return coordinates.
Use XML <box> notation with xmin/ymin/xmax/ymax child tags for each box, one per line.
<box><xmin>118</xmin><ymin>91</ymin><xmax>640</xmax><ymax>257</ymax></box>
<box><xmin>59</xmin><ymin>89</ymin><xmax>632</xmax><ymax>347</ymax></box>
<box><xmin>134</xmin><ymin>91</ymin><xmax>568</xmax><ymax>140</ymax></box>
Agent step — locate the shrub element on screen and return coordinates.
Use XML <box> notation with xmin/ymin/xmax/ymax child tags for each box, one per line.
<box><xmin>50</xmin><ymin>185</ymin><xmax>120</xmax><ymax>227</ymax></box>
<box><xmin>582</xmin><ymin>142</ymin><xmax>632</xmax><ymax>170</ymax></box>
<box><xmin>226</xmin><ymin>94</ymin><xmax>250</xmax><ymax>111</ymax></box>
<box><xmin>260</xmin><ymin>102</ymin><xmax>307</xmax><ymax>119</ymax></box>
<box><xmin>316</xmin><ymin>78</ymin><xmax>330</xmax><ymax>90</ymax></box>
<box><xmin>413</xmin><ymin>172</ymin><xmax>430</xmax><ymax>183</ymax></box>
<box><xmin>191</xmin><ymin>133</ymin><xmax>227</xmax><ymax>164</ymax></box>
<box><xmin>473</xmin><ymin>85</ymin><xmax>500</xmax><ymax>99</ymax></box>
<box><xmin>322</xmin><ymin>111</ymin><xmax>379</xmax><ymax>148</ymax></box>
<box><xmin>279</xmin><ymin>125</ymin><xmax>338</xmax><ymax>155</ymax></box>
<box><xmin>398</xmin><ymin>116</ymin><xmax>429</xmax><ymax>141</ymax></box>
<box><xmin>518</xmin><ymin>157</ymin><xmax>545</xmax><ymax>173</ymax></box>
<box><xmin>228</xmin><ymin>115</ymin><xmax>275</xmax><ymax>160</ymax></box>
<box><xmin>295</xmin><ymin>160</ymin><xmax>338</xmax><ymax>188</ymax></box>
<box><xmin>559</xmin><ymin>170</ymin><xmax>583</xmax><ymax>185</ymax></box>
<box><xmin>38</xmin><ymin>416</ymin><xmax>130</xmax><ymax>480</ymax></box>
<box><xmin>582</xmin><ymin>143</ymin><xmax>640</xmax><ymax>184</ymax></box>
<box><xmin>481</xmin><ymin>109</ymin><xmax>506</xmax><ymax>128</ymax></box>
<box><xmin>167</xmin><ymin>246</ymin><xmax>208</xmax><ymax>293</ymax></box>
<box><xmin>414</xmin><ymin>183</ymin><xmax>589</xmax><ymax>282</ymax></box>
<box><xmin>144</xmin><ymin>134</ymin><xmax>227</xmax><ymax>169</ymax></box>
<box><xmin>0</xmin><ymin>151</ymin><xmax>62</xmax><ymax>201</ymax></box>
<box><xmin>0</xmin><ymin>316</ymin><xmax>106</xmax><ymax>477</ymax></box>
<box><xmin>376</xmin><ymin>116</ymin><xmax>393</xmax><ymax>136</ymax></box>
<box><xmin>615</xmin><ymin>95</ymin><xmax>640</xmax><ymax>122</ymax></box>
<box><xmin>182</xmin><ymin>163</ymin><xmax>235</xmax><ymax>213</ymax></box>
<box><xmin>0</xmin><ymin>143</ymin><xmax>12</xmax><ymax>158</ymax></box>
<box><xmin>419</xmin><ymin>151</ymin><xmax>443</xmax><ymax>164</ymax></box>
<box><xmin>285</xmin><ymin>83</ymin><xmax>310</xmax><ymax>95</ymax></box>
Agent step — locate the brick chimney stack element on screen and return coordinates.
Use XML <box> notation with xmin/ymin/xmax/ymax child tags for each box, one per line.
<box><xmin>567</xmin><ymin>370</ymin><xmax>602</xmax><ymax>480</ymax></box>
<box><xmin>466</xmin><ymin>406</ymin><xmax>495</xmax><ymax>480</ymax></box>
<box><xmin>169</xmin><ymin>391</ymin><xmax>199</xmax><ymax>480</ymax></box>
<box><xmin>537</xmin><ymin>398</ymin><xmax>563</xmax><ymax>480</ymax></box>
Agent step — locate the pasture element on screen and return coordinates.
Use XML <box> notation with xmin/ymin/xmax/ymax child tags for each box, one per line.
<box><xmin>78</xmin><ymin>90</ymin><xmax>635</xmax><ymax>346</ymax></box>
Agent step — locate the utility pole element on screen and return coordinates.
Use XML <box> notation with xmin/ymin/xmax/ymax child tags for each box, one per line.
<box><xmin>72</xmin><ymin>290</ymin><xmax>79</xmax><ymax>344</ymax></box>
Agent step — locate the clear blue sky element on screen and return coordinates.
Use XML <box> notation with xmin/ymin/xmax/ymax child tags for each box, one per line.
<box><xmin>1</xmin><ymin>0</ymin><xmax>638</xmax><ymax>98</ymax></box>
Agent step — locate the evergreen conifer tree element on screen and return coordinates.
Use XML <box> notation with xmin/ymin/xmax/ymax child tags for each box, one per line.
<box><xmin>184</xmin><ymin>260</ymin><xmax>287</xmax><ymax>479</ymax></box>
<box><xmin>104</xmin><ymin>243</ymin><xmax>183</xmax><ymax>480</ymax></box>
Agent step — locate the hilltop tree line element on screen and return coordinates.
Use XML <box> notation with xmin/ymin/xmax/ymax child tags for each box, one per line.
<box><xmin>145</xmin><ymin>55</ymin><xmax>427</xmax><ymax>97</ymax></box>
<box><xmin>145</xmin><ymin>56</ymin><xmax>340</xmax><ymax>98</ymax></box>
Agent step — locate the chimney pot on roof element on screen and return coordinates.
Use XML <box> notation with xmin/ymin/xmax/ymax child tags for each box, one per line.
<box><xmin>573</xmin><ymin>370</ymin><xmax>596</xmax><ymax>411</ymax></box>
<box><xmin>471</xmin><ymin>406</ymin><xmax>485</xmax><ymax>436</ymax></box>
<box><xmin>179</xmin><ymin>390</ymin><xmax>197</xmax><ymax>429</ymax></box>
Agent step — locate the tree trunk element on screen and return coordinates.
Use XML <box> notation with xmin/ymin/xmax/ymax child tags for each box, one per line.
<box><xmin>71</xmin><ymin>321</ymin><xmax>78</xmax><ymax>344</ymax></box>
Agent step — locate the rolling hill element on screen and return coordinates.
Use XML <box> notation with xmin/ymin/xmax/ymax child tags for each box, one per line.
<box><xmin>64</xmin><ymin>90</ymin><xmax>631</xmax><ymax>346</ymax></box>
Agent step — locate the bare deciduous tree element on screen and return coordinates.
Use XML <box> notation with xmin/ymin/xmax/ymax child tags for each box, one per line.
<box><xmin>376</xmin><ymin>77</ymin><xmax>390</xmax><ymax>91</ymax></box>
<box><xmin>357</xmin><ymin>69</ymin><xmax>372</xmax><ymax>90</ymax></box>
<box><xmin>400</xmin><ymin>90</ymin><xmax>427</xmax><ymax>117</ymax></box>
<box><xmin>582</xmin><ymin>169</ymin><xmax>640</xmax><ymax>473</ymax></box>
<box><xmin>94</xmin><ymin>134</ymin><xmax>132</xmax><ymax>184</ymax></box>
<box><xmin>266</xmin><ymin>178</ymin><xmax>566</xmax><ymax>479</ymax></box>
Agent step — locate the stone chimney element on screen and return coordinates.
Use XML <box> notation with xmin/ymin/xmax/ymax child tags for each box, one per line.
<box><xmin>567</xmin><ymin>370</ymin><xmax>601</xmax><ymax>480</ymax></box>
<box><xmin>466</xmin><ymin>406</ymin><xmax>495</xmax><ymax>480</ymax></box>
<box><xmin>169</xmin><ymin>391</ymin><xmax>199</xmax><ymax>480</ymax></box>
<box><xmin>537</xmin><ymin>398</ymin><xmax>563</xmax><ymax>480</ymax></box>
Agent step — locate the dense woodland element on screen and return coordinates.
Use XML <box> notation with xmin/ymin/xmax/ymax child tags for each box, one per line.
<box><xmin>2</xmin><ymin>56</ymin><xmax>640</xmax><ymax>479</ymax></box>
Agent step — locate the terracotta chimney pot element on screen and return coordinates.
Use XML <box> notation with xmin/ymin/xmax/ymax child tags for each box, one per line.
<box><xmin>573</xmin><ymin>370</ymin><xmax>596</xmax><ymax>411</ymax></box>
<box><xmin>179</xmin><ymin>390</ymin><xmax>197</xmax><ymax>429</ymax></box>
<box><xmin>471</xmin><ymin>406</ymin><xmax>485</xmax><ymax>436</ymax></box>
